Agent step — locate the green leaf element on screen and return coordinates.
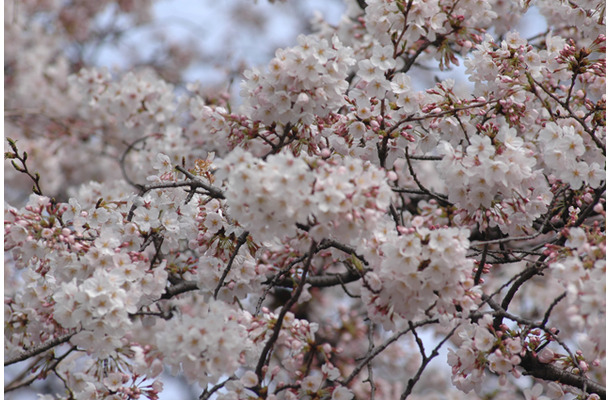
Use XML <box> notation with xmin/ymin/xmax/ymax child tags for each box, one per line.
<box><xmin>350</xmin><ymin>254</ymin><xmax>363</xmax><ymax>271</ymax></box>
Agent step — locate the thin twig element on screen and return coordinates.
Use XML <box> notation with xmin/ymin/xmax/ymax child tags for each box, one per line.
<box><xmin>404</xmin><ymin>147</ymin><xmax>450</xmax><ymax>205</ymax></box>
<box><xmin>540</xmin><ymin>291</ymin><xmax>567</xmax><ymax>328</ymax></box>
<box><xmin>213</xmin><ymin>231</ymin><xmax>249</xmax><ymax>300</ymax></box>
<box><xmin>340</xmin><ymin>318</ymin><xmax>439</xmax><ymax>385</ymax></box>
<box><xmin>400</xmin><ymin>324</ymin><xmax>460</xmax><ymax>399</ymax></box>
<box><xmin>365</xmin><ymin>321</ymin><xmax>376</xmax><ymax>400</ymax></box>
<box><xmin>199</xmin><ymin>377</ymin><xmax>235</xmax><ymax>400</ymax></box>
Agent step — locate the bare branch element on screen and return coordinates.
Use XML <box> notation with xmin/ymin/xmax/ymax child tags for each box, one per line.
<box><xmin>400</xmin><ymin>324</ymin><xmax>460</xmax><ymax>399</ymax></box>
<box><xmin>340</xmin><ymin>318</ymin><xmax>439</xmax><ymax>386</ymax></box>
<box><xmin>214</xmin><ymin>231</ymin><xmax>249</xmax><ymax>300</ymax></box>
<box><xmin>254</xmin><ymin>241</ymin><xmax>317</xmax><ymax>383</ymax></box>
<box><xmin>174</xmin><ymin>165</ymin><xmax>226</xmax><ymax>199</ymax></box>
<box><xmin>5</xmin><ymin>333</ymin><xmax>75</xmax><ymax>367</ymax></box>
<box><xmin>520</xmin><ymin>352</ymin><xmax>606</xmax><ymax>399</ymax></box>
<box><xmin>199</xmin><ymin>377</ymin><xmax>235</xmax><ymax>400</ymax></box>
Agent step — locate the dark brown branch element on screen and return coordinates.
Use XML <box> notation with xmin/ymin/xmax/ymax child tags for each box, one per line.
<box><xmin>470</xmin><ymin>237</ymin><xmax>487</xmax><ymax>283</ymax></box>
<box><xmin>5</xmin><ymin>333</ymin><xmax>75</xmax><ymax>367</ymax></box>
<box><xmin>256</xmin><ymin>254</ymin><xmax>310</xmax><ymax>314</ymax></box>
<box><xmin>400</xmin><ymin>324</ymin><xmax>459</xmax><ymax>399</ymax></box>
<box><xmin>540</xmin><ymin>291</ymin><xmax>567</xmax><ymax>328</ymax></box>
<box><xmin>159</xmin><ymin>280</ymin><xmax>198</xmax><ymax>300</ymax></box>
<box><xmin>303</xmin><ymin>270</ymin><xmax>363</xmax><ymax>288</ymax></box>
<box><xmin>574</xmin><ymin>184</ymin><xmax>606</xmax><ymax>228</ymax></box>
<box><xmin>498</xmin><ymin>259</ymin><xmax>547</xmax><ymax>319</ymax></box>
<box><xmin>254</xmin><ymin>241</ymin><xmax>317</xmax><ymax>383</ymax></box>
<box><xmin>318</xmin><ymin>238</ymin><xmax>369</xmax><ymax>266</ymax></box>
<box><xmin>340</xmin><ymin>318</ymin><xmax>439</xmax><ymax>385</ymax></box>
<box><xmin>404</xmin><ymin>147</ymin><xmax>450</xmax><ymax>206</ymax></box>
<box><xmin>199</xmin><ymin>377</ymin><xmax>235</xmax><ymax>400</ymax></box>
<box><xmin>520</xmin><ymin>352</ymin><xmax>606</xmax><ymax>399</ymax></box>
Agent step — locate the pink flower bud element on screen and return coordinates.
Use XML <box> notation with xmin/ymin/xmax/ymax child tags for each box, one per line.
<box><xmin>579</xmin><ymin>360</ymin><xmax>589</xmax><ymax>372</ymax></box>
<box><xmin>537</xmin><ymin>347</ymin><xmax>555</xmax><ymax>363</ymax></box>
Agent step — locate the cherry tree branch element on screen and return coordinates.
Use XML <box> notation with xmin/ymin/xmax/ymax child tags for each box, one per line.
<box><xmin>159</xmin><ymin>280</ymin><xmax>198</xmax><ymax>300</ymax></box>
<box><xmin>274</xmin><ymin>269</ymin><xmax>365</xmax><ymax>289</ymax></box>
<box><xmin>527</xmin><ymin>73</ymin><xmax>605</xmax><ymax>155</ymax></box>
<box><xmin>404</xmin><ymin>147</ymin><xmax>450</xmax><ymax>206</ymax></box>
<box><xmin>254</xmin><ymin>241</ymin><xmax>317</xmax><ymax>384</ymax></box>
<box><xmin>120</xmin><ymin>134</ymin><xmax>159</xmax><ymax>190</ymax></box>
<box><xmin>5</xmin><ymin>333</ymin><xmax>75</xmax><ymax>367</ymax></box>
<box><xmin>386</xmin><ymin>98</ymin><xmax>499</xmax><ymax>137</ymax></box>
<box><xmin>213</xmin><ymin>231</ymin><xmax>249</xmax><ymax>299</ymax></box>
<box><xmin>473</xmin><ymin>243</ymin><xmax>488</xmax><ymax>285</ymax></box>
<box><xmin>256</xmin><ymin>254</ymin><xmax>310</xmax><ymax>314</ymax></box>
<box><xmin>318</xmin><ymin>238</ymin><xmax>369</xmax><ymax>266</ymax></box>
<box><xmin>400</xmin><ymin>323</ymin><xmax>460</xmax><ymax>400</ymax></box>
<box><xmin>481</xmin><ymin>290</ymin><xmax>605</xmax><ymax>398</ymax></box>
<box><xmin>5</xmin><ymin>346</ymin><xmax>77</xmax><ymax>393</ymax></box>
<box><xmin>199</xmin><ymin>377</ymin><xmax>235</xmax><ymax>400</ymax></box>
<box><xmin>340</xmin><ymin>318</ymin><xmax>439</xmax><ymax>386</ymax></box>
<box><xmin>520</xmin><ymin>352</ymin><xmax>606</xmax><ymax>399</ymax></box>
<box><xmin>174</xmin><ymin>165</ymin><xmax>226</xmax><ymax>199</ymax></box>
<box><xmin>5</xmin><ymin>137</ymin><xmax>44</xmax><ymax>196</ymax></box>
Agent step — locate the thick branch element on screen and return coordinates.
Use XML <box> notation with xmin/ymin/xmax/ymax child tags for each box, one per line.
<box><xmin>159</xmin><ymin>280</ymin><xmax>198</xmax><ymax>300</ymax></box>
<box><xmin>274</xmin><ymin>269</ymin><xmax>364</xmax><ymax>289</ymax></box>
<box><xmin>174</xmin><ymin>165</ymin><xmax>225</xmax><ymax>199</ymax></box>
<box><xmin>520</xmin><ymin>353</ymin><xmax>606</xmax><ymax>399</ymax></box>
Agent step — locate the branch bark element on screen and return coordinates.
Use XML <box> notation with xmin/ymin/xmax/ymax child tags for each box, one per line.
<box><xmin>520</xmin><ymin>352</ymin><xmax>606</xmax><ymax>399</ymax></box>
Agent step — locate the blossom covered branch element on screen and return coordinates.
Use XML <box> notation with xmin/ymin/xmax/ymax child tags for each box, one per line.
<box><xmin>4</xmin><ymin>0</ymin><xmax>605</xmax><ymax>399</ymax></box>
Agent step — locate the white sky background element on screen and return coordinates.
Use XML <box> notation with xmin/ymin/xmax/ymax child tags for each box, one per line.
<box><xmin>157</xmin><ymin>0</ymin><xmax>347</xmax><ymax>83</ymax></box>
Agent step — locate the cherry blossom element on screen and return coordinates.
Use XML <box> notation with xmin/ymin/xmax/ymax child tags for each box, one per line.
<box><xmin>4</xmin><ymin>0</ymin><xmax>605</xmax><ymax>399</ymax></box>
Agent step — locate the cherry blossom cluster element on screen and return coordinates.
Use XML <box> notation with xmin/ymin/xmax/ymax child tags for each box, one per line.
<box><xmin>221</xmin><ymin>149</ymin><xmax>394</xmax><ymax>246</ymax></box>
<box><xmin>537</xmin><ymin>0</ymin><xmax>605</xmax><ymax>46</ymax></box>
<box><xmin>362</xmin><ymin>226</ymin><xmax>475</xmax><ymax>329</ymax></box>
<box><xmin>549</xmin><ymin>227</ymin><xmax>606</xmax><ymax>375</ymax></box>
<box><xmin>220</xmin><ymin>149</ymin><xmax>316</xmax><ymax>241</ymax></box>
<box><xmin>448</xmin><ymin>314</ymin><xmax>522</xmax><ymax>393</ymax></box>
<box><xmin>240</xmin><ymin>34</ymin><xmax>355</xmax><ymax>126</ymax></box>
<box><xmin>359</xmin><ymin>0</ymin><xmax>496</xmax><ymax>71</ymax></box>
<box><xmin>47</xmin><ymin>343</ymin><xmax>164</xmax><ymax>400</ymax></box>
<box><xmin>70</xmin><ymin>68</ymin><xmax>180</xmax><ymax>138</ymax></box>
<box><xmin>538</xmin><ymin>122</ymin><xmax>605</xmax><ymax>190</ymax></box>
<box><xmin>155</xmin><ymin>300</ymin><xmax>258</xmax><ymax>387</ymax></box>
<box><xmin>436</xmin><ymin>122</ymin><xmax>553</xmax><ymax>234</ymax></box>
